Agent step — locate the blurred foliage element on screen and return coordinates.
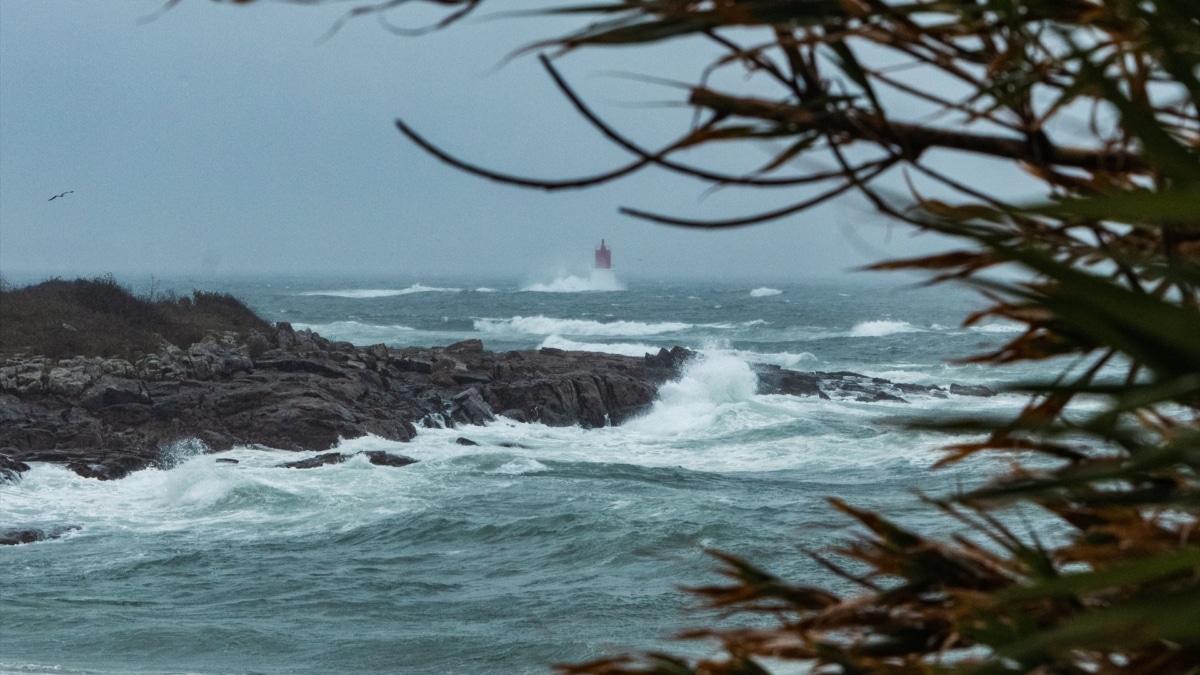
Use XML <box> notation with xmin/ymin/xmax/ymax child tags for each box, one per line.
<box><xmin>0</xmin><ymin>276</ymin><xmax>274</xmax><ymax>360</ymax></box>
<box><xmin>221</xmin><ymin>0</ymin><xmax>1199</xmax><ymax>671</ymax></box>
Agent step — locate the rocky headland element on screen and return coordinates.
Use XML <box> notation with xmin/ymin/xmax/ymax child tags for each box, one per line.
<box><xmin>0</xmin><ymin>277</ymin><xmax>994</xmax><ymax>489</ymax></box>
<box><xmin>0</xmin><ymin>323</ymin><xmax>993</xmax><ymax>483</ymax></box>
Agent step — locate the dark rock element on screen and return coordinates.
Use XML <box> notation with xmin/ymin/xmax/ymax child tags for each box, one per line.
<box><xmin>895</xmin><ymin>382</ymin><xmax>937</xmax><ymax>395</ymax></box>
<box><xmin>950</xmin><ymin>383</ymin><xmax>997</xmax><ymax>397</ymax></box>
<box><xmin>67</xmin><ymin>454</ymin><xmax>149</xmax><ymax>481</ymax></box>
<box><xmin>79</xmin><ymin>376</ymin><xmax>150</xmax><ymax>410</ymax></box>
<box><xmin>275</xmin><ymin>322</ymin><xmax>297</xmax><ymax>349</ymax></box>
<box><xmin>279</xmin><ymin>451</ymin><xmax>417</xmax><ymax>469</ymax></box>
<box><xmin>430</xmin><ymin>371</ymin><xmax>457</xmax><ymax>388</ymax></box>
<box><xmin>853</xmin><ymin>390</ymin><xmax>908</xmax><ymax>403</ymax></box>
<box><xmin>446</xmin><ymin>339</ymin><xmax>485</xmax><ymax>353</ymax></box>
<box><xmin>455</xmin><ymin>437</ymin><xmax>479</xmax><ymax>446</ymax></box>
<box><xmin>362</xmin><ymin>451</ymin><xmax>418</xmax><ymax>467</ymax></box>
<box><xmin>645</xmin><ymin>346</ymin><xmax>696</xmax><ymax>378</ymax></box>
<box><xmin>0</xmin><ymin>525</ymin><xmax>79</xmax><ymax>546</ymax></box>
<box><xmin>255</xmin><ymin>358</ymin><xmax>346</xmax><ymax>378</ymax></box>
<box><xmin>451</xmin><ymin>371</ymin><xmax>492</xmax><ymax>385</ymax></box>
<box><xmin>215</xmin><ymin>458</ymin><xmax>239</xmax><ymax>464</ymax></box>
<box><xmin>398</xmin><ymin>357</ymin><xmax>434</xmax><ymax>374</ymax></box>
<box><xmin>1</xmin><ymin>453</ymin><xmax>31</xmax><ymax>484</ymax></box>
<box><xmin>755</xmin><ymin>365</ymin><xmax>829</xmax><ymax>399</ymax></box>
<box><xmin>279</xmin><ymin>452</ymin><xmax>347</xmax><ymax>469</ymax></box>
<box><xmin>449</xmin><ymin>388</ymin><xmax>494</xmax><ymax>426</ymax></box>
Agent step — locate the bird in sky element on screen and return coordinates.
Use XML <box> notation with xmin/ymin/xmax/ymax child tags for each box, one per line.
<box><xmin>48</xmin><ymin>191</ymin><xmax>74</xmax><ymax>201</ymax></box>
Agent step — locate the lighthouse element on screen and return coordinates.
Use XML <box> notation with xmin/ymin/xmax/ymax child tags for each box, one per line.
<box><xmin>594</xmin><ymin>239</ymin><xmax>612</xmax><ymax>269</ymax></box>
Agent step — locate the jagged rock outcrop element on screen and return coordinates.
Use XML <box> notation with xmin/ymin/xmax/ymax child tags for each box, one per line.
<box><xmin>0</xmin><ymin>328</ymin><xmax>688</xmax><ymax>480</ymax></box>
<box><xmin>0</xmin><ymin>331</ymin><xmax>996</xmax><ymax>482</ymax></box>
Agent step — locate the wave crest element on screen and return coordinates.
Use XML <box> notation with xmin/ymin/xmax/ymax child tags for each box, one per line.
<box><xmin>291</xmin><ymin>321</ymin><xmax>415</xmax><ymax>343</ymax></box>
<box><xmin>300</xmin><ymin>285</ymin><xmax>462</xmax><ymax>298</ymax></box>
<box><xmin>538</xmin><ymin>335</ymin><xmax>661</xmax><ymax>357</ymax></box>
<box><xmin>750</xmin><ymin>287</ymin><xmax>782</xmax><ymax>297</ymax></box>
<box><xmin>475</xmin><ymin>315</ymin><xmax>690</xmax><ymax>337</ymax></box>
<box><xmin>849</xmin><ymin>319</ymin><xmax>919</xmax><ymax>337</ymax></box>
<box><xmin>521</xmin><ymin>272</ymin><xmax>625</xmax><ymax>293</ymax></box>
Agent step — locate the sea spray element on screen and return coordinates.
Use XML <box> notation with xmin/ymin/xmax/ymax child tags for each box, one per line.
<box><xmin>626</xmin><ymin>351</ymin><xmax>759</xmax><ymax>436</ymax></box>
<box><xmin>521</xmin><ymin>272</ymin><xmax>625</xmax><ymax>293</ymax></box>
<box><xmin>849</xmin><ymin>319</ymin><xmax>920</xmax><ymax>337</ymax></box>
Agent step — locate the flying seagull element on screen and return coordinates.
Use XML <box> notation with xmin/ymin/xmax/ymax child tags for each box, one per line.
<box><xmin>48</xmin><ymin>191</ymin><xmax>74</xmax><ymax>201</ymax></box>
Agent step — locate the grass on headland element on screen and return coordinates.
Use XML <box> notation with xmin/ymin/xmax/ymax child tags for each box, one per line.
<box><xmin>0</xmin><ymin>274</ymin><xmax>274</xmax><ymax>360</ymax></box>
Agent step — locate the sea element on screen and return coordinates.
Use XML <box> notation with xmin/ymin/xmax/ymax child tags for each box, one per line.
<box><xmin>1</xmin><ymin>271</ymin><xmax>1052</xmax><ymax>675</ymax></box>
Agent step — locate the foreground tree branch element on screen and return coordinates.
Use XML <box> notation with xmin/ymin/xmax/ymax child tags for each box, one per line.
<box><xmin>688</xmin><ymin>88</ymin><xmax>1152</xmax><ymax>174</ymax></box>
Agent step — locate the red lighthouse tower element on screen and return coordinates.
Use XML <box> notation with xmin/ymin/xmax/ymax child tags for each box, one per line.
<box><xmin>594</xmin><ymin>239</ymin><xmax>612</xmax><ymax>269</ymax></box>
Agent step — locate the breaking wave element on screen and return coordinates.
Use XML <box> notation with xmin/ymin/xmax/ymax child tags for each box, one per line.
<box><xmin>849</xmin><ymin>319</ymin><xmax>921</xmax><ymax>337</ymax></box>
<box><xmin>521</xmin><ymin>272</ymin><xmax>625</xmax><ymax>293</ymax></box>
<box><xmin>475</xmin><ymin>315</ymin><xmax>691</xmax><ymax>337</ymax></box>
<box><xmin>971</xmin><ymin>322</ymin><xmax>1024</xmax><ymax>333</ymax></box>
<box><xmin>299</xmin><ymin>285</ymin><xmax>462</xmax><ymax>298</ymax></box>
<box><xmin>750</xmin><ymin>287</ymin><xmax>783</xmax><ymax>297</ymax></box>
<box><xmin>538</xmin><ymin>335</ymin><xmax>661</xmax><ymax>357</ymax></box>
<box><xmin>291</xmin><ymin>321</ymin><xmax>415</xmax><ymax>343</ymax></box>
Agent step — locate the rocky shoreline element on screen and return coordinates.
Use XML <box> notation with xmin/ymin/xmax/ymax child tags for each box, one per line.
<box><xmin>0</xmin><ymin>323</ymin><xmax>993</xmax><ymax>484</ymax></box>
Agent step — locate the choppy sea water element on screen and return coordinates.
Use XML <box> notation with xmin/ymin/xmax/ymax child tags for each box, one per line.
<box><xmin>2</xmin><ymin>274</ymin><xmax>1047</xmax><ymax>674</ymax></box>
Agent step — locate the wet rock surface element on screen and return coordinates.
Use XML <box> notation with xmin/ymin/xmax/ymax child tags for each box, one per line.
<box><xmin>277</xmin><ymin>450</ymin><xmax>419</xmax><ymax>469</ymax></box>
<box><xmin>0</xmin><ymin>328</ymin><xmax>683</xmax><ymax>480</ymax></box>
<box><xmin>1</xmin><ymin>331</ymin><xmax>993</xmax><ymax>482</ymax></box>
<box><xmin>0</xmin><ymin>525</ymin><xmax>80</xmax><ymax>546</ymax></box>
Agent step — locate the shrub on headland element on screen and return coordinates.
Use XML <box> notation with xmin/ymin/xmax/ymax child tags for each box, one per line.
<box><xmin>0</xmin><ymin>275</ymin><xmax>273</xmax><ymax>360</ymax></box>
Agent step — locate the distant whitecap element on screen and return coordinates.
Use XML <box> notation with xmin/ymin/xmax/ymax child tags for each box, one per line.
<box><xmin>475</xmin><ymin>315</ymin><xmax>690</xmax><ymax>337</ymax></box>
<box><xmin>538</xmin><ymin>335</ymin><xmax>661</xmax><ymax>357</ymax></box>
<box><xmin>522</xmin><ymin>271</ymin><xmax>625</xmax><ymax>293</ymax></box>
<box><xmin>299</xmin><ymin>284</ymin><xmax>462</xmax><ymax>298</ymax></box>
<box><xmin>750</xmin><ymin>287</ymin><xmax>783</xmax><ymax>297</ymax></box>
<box><xmin>291</xmin><ymin>321</ymin><xmax>415</xmax><ymax>344</ymax></box>
<box><xmin>971</xmin><ymin>322</ymin><xmax>1024</xmax><ymax>333</ymax></box>
<box><xmin>849</xmin><ymin>319</ymin><xmax>919</xmax><ymax>337</ymax></box>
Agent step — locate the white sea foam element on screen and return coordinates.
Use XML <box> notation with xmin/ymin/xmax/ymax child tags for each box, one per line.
<box><xmin>849</xmin><ymin>319</ymin><xmax>920</xmax><ymax>337</ymax></box>
<box><xmin>475</xmin><ymin>315</ymin><xmax>691</xmax><ymax>337</ymax></box>
<box><xmin>1</xmin><ymin>442</ymin><xmax>434</xmax><ymax>540</ymax></box>
<box><xmin>625</xmin><ymin>351</ymin><xmax>760</xmax><ymax>436</ymax></box>
<box><xmin>291</xmin><ymin>321</ymin><xmax>415</xmax><ymax>344</ymax></box>
<box><xmin>299</xmin><ymin>284</ymin><xmax>462</xmax><ymax>298</ymax></box>
<box><xmin>521</xmin><ymin>271</ymin><xmax>625</xmax><ymax>293</ymax></box>
<box><xmin>726</xmin><ymin>348</ymin><xmax>819</xmax><ymax>369</ymax></box>
<box><xmin>538</xmin><ymin>336</ymin><xmax>817</xmax><ymax>366</ymax></box>
<box><xmin>492</xmin><ymin>458</ymin><xmax>549</xmax><ymax>475</ymax></box>
<box><xmin>750</xmin><ymin>287</ymin><xmax>783</xmax><ymax>297</ymax></box>
<box><xmin>474</xmin><ymin>287</ymin><xmax>499</xmax><ymax>293</ymax></box>
<box><xmin>971</xmin><ymin>322</ymin><xmax>1024</xmax><ymax>333</ymax></box>
<box><xmin>539</xmin><ymin>335</ymin><xmax>660</xmax><ymax>357</ymax></box>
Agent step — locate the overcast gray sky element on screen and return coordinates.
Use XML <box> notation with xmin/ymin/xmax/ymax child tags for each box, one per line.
<box><xmin>1</xmin><ymin>0</ymin><xmax>1028</xmax><ymax>282</ymax></box>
